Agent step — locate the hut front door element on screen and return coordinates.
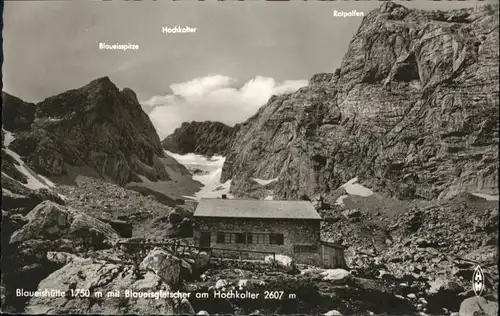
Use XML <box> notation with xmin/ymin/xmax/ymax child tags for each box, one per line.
<box><xmin>199</xmin><ymin>232</ymin><xmax>211</xmax><ymax>248</ymax></box>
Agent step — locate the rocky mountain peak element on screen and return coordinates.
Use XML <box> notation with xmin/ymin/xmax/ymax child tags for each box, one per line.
<box><xmin>83</xmin><ymin>76</ymin><xmax>119</xmax><ymax>94</ymax></box>
<box><xmin>120</xmin><ymin>87</ymin><xmax>140</xmax><ymax>105</ymax></box>
<box><xmin>379</xmin><ymin>1</ymin><xmax>408</xmax><ymax>15</ymax></box>
<box><xmin>3</xmin><ymin>77</ymin><xmax>199</xmax><ymax>202</ymax></box>
<box><xmin>86</xmin><ymin>76</ymin><xmax>114</xmax><ymax>88</ymax></box>
<box><xmin>161</xmin><ymin>121</ymin><xmax>238</xmax><ymax>156</ymax></box>
<box><xmin>220</xmin><ymin>2</ymin><xmax>499</xmax><ymax>202</ymax></box>
<box><xmin>35</xmin><ymin>76</ymin><xmax>126</xmax><ymax>120</ymax></box>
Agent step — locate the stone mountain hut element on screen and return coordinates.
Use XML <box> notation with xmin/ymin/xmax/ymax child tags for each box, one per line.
<box><xmin>192</xmin><ymin>197</ymin><xmax>346</xmax><ymax>268</ymax></box>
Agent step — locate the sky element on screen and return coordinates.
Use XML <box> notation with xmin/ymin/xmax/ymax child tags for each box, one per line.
<box><xmin>3</xmin><ymin>0</ymin><xmax>492</xmax><ymax>138</ymax></box>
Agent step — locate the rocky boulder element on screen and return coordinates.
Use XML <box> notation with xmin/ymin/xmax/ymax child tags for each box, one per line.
<box><xmin>458</xmin><ymin>296</ymin><xmax>499</xmax><ymax>316</ymax></box>
<box><xmin>1</xmin><ymin>238</ymin><xmax>80</xmax><ymax>313</ymax></box>
<box><xmin>139</xmin><ymin>248</ymin><xmax>181</xmax><ymax>287</ymax></box>
<box><xmin>24</xmin><ymin>259</ymin><xmax>175</xmax><ymax>315</ymax></box>
<box><xmin>98</xmin><ymin>218</ymin><xmax>133</xmax><ymax>238</ymax></box>
<box><xmin>46</xmin><ymin>251</ymin><xmax>92</xmax><ymax>266</ymax></box>
<box><xmin>168</xmin><ymin>206</ymin><xmax>192</xmax><ymax>225</ymax></box>
<box><xmin>426</xmin><ymin>277</ymin><xmax>465</xmax><ymax>312</ymax></box>
<box><xmin>10</xmin><ymin>200</ymin><xmax>119</xmax><ymax>247</ymax></box>
<box><xmin>2</xmin><ymin>185</ymin><xmax>65</xmax><ymax>213</ymax></box>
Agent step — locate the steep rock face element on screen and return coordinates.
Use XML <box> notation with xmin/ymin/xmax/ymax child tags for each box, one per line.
<box><xmin>29</xmin><ymin>77</ymin><xmax>168</xmax><ymax>184</ymax></box>
<box><xmin>2</xmin><ymin>77</ymin><xmax>199</xmax><ymax>202</ymax></box>
<box><xmin>161</xmin><ymin>121</ymin><xmax>238</xmax><ymax>156</ymax></box>
<box><xmin>1</xmin><ymin>92</ymin><xmax>36</xmax><ymax>132</ymax></box>
<box><xmin>221</xmin><ymin>3</ymin><xmax>499</xmax><ymax>201</ymax></box>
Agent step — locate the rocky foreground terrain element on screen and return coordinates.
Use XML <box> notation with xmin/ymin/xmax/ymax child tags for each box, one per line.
<box><xmin>1</xmin><ymin>2</ymin><xmax>499</xmax><ymax>316</ymax></box>
<box><xmin>2</xmin><ymin>170</ymin><xmax>498</xmax><ymax>315</ymax></box>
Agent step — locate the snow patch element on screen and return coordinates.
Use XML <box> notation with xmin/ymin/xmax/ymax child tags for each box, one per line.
<box><xmin>251</xmin><ymin>177</ymin><xmax>278</xmax><ymax>186</ymax></box>
<box><xmin>165</xmin><ymin>150</ymin><xmax>224</xmax><ymax>171</ymax></box>
<box><xmin>136</xmin><ymin>174</ymin><xmax>153</xmax><ymax>184</ymax></box>
<box><xmin>2</xmin><ymin>187</ymin><xmax>25</xmax><ymax>198</ymax></box>
<box><xmin>471</xmin><ymin>193</ymin><xmax>499</xmax><ymax>201</ymax></box>
<box><xmin>265</xmin><ymin>254</ymin><xmax>294</xmax><ymax>267</ymax></box>
<box><xmin>2</xmin><ymin>129</ymin><xmax>54</xmax><ymax>190</ymax></box>
<box><xmin>38</xmin><ymin>174</ymin><xmax>56</xmax><ymax>187</ymax></box>
<box><xmin>300</xmin><ymin>267</ymin><xmax>324</xmax><ymax>275</ymax></box>
<box><xmin>335</xmin><ymin>194</ymin><xmax>349</xmax><ymax>207</ymax></box>
<box><xmin>3</xmin><ymin>129</ymin><xmax>15</xmax><ymax>146</ymax></box>
<box><xmin>321</xmin><ymin>269</ymin><xmax>351</xmax><ymax>281</ymax></box>
<box><xmin>263</xmin><ymin>195</ymin><xmax>274</xmax><ymax>200</ymax></box>
<box><xmin>165</xmin><ymin>150</ymin><xmax>232</xmax><ymax>199</ymax></box>
<box><xmin>341</xmin><ymin>177</ymin><xmax>374</xmax><ymax>197</ymax></box>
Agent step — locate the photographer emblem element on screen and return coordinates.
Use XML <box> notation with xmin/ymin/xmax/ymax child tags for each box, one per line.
<box><xmin>472</xmin><ymin>265</ymin><xmax>485</xmax><ymax>297</ymax></box>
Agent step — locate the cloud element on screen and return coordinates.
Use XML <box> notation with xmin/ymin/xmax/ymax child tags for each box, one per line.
<box><xmin>170</xmin><ymin>75</ymin><xmax>237</xmax><ymax>96</ymax></box>
<box><xmin>144</xmin><ymin>75</ymin><xmax>308</xmax><ymax>139</ymax></box>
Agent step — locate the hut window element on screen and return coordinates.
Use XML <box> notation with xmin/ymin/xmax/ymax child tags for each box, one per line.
<box><xmin>225</xmin><ymin>233</ymin><xmax>234</xmax><ymax>243</ymax></box>
<box><xmin>246</xmin><ymin>233</ymin><xmax>253</xmax><ymax>244</ymax></box>
<box><xmin>270</xmin><ymin>233</ymin><xmax>284</xmax><ymax>245</ymax></box>
<box><xmin>217</xmin><ymin>232</ymin><xmax>226</xmax><ymax>243</ymax></box>
<box><xmin>235</xmin><ymin>233</ymin><xmax>245</xmax><ymax>244</ymax></box>
<box><xmin>294</xmin><ymin>245</ymin><xmax>318</xmax><ymax>253</ymax></box>
<box><xmin>254</xmin><ymin>233</ymin><xmax>268</xmax><ymax>244</ymax></box>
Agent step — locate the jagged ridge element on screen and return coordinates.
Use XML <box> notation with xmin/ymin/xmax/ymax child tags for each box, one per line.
<box><xmin>161</xmin><ymin>121</ymin><xmax>238</xmax><ymax>156</ymax></box>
